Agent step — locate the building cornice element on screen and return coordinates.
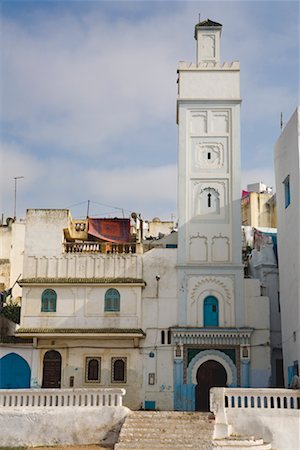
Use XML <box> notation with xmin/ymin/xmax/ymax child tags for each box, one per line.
<box><xmin>177</xmin><ymin>99</ymin><xmax>242</xmax><ymax>105</ymax></box>
<box><xmin>171</xmin><ymin>327</ymin><xmax>253</xmax><ymax>346</ymax></box>
<box><xmin>18</xmin><ymin>277</ymin><xmax>146</xmax><ymax>287</ymax></box>
<box><xmin>15</xmin><ymin>327</ymin><xmax>146</xmax><ymax>339</ymax></box>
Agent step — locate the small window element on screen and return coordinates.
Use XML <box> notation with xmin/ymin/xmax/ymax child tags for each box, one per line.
<box><xmin>85</xmin><ymin>357</ymin><xmax>101</xmax><ymax>383</ymax></box>
<box><xmin>161</xmin><ymin>330</ymin><xmax>165</xmax><ymax>344</ymax></box>
<box><xmin>111</xmin><ymin>357</ymin><xmax>127</xmax><ymax>383</ymax></box>
<box><xmin>167</xmin><ymin>329</ymin><xmax>171</xmax><ymax>344</ymax></box>
<box><xmin>207</xmin><ymin>152</ymin><xmax>211</xmax><ymax>160</ymax></box>
<box><xmin>283</xmin><ymin>175</ymin><xmax>291</xmax><ymax>208</ymax></box>
<box><xmin>105</xmin><ymin>288</ymin><xmax>120</xmax><ymax>312</ymax></box>
<box><xmin>41</xmin><ymin>289</ymin><xmax>57</xmax><ymax>312</ymax></box>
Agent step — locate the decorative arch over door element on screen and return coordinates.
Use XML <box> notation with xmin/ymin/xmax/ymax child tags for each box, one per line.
<box><xmin>203</xmin><ymin>295</ymin><xmax>219</xmax><ymax>326</ymax></box>
<box><xmin>0</xmin><ymin>353</ymin><xmax>31</xmax><ymax>389</ymax></box>
<box><xmin>42</xmin><ymin>350</ymin><xmax>62</xmax><ymax>388</ymax></box>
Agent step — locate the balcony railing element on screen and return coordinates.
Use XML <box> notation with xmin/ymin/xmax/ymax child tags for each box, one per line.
<box><xmin>64</xmin><ymin>241</ymin><xmax>137</xmax><ymax>254</ymax></box>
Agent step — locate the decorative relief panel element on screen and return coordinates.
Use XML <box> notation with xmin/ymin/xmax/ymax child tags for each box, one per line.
<box><xmin>189</xmin><ymin>234</ymin><xmax>208</xmax><ymax>262</ymax></box>
<box><xmin>194</xmin><ymin>142</ymin><xmax>224</xmax><ymax>169</ymax></box>
<box><xmin>192</xmin><ymin>180</ymin><xmax>227</xmax><ymax>221</ymax></box>
<box><xmin>212</xmin><ymin>111</ymin><xmax>229</xmax><ymax>134</ymax></box>
<box><xmin>187</xmin><ymin>275</ymin><xmax>235</xmax><ymax>327</ymax></box>
<box><xmin>190</xmin><ymin>112</ymin><xmax>207</xmax><ymax>134</ymax></box>
<box><xmin>190</xmin><ymin>137</ymin><xmax>228</xmax><ymax>174</ymax></box>
<box><xmin>189</xmin><ymin>276</ymin><xmax>233</xmax><ymax>304</ymax></box>
<box><xmin>212</xmin><ymin>234</ymin><xmax>230</xmax><ymax>262</ymax></box>
<box><xmin>201</xmin><ymin>34</ymin><xmax>215</xmax><ymax>58</ymax></box>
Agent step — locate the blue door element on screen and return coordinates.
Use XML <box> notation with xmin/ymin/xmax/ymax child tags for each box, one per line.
<box><xmin>204</xmin><ymin>296</ymin><xmax>219</xmax><ymax>326</ymax></box>
<box><xmin>0</xmin><ymin>353</ymin><xmax>31</xmax><ymax>388</ymax></box>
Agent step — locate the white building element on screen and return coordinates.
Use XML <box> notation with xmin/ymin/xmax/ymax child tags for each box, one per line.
<box><xmin>274</xmin><ymin>107</ymin><xmax>300</xmax><ymax>386</ymax></box>
<box><xmin>3</xmin><ymin>19</ymin><xmax>271</xmax><ymax>410</ymax></box>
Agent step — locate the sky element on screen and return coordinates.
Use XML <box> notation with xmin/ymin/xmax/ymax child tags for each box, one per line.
<box><xmin>0</xmin><ymin>0</ymin><xmax>299</xmax><ymax>221</ymax></box>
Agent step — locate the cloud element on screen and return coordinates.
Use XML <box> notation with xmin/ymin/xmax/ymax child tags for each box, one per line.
<box><xmin>241</xmin><ymin>166</ymin><xmax>275</xmax><ymax>193</ymax></box>
<box><xmin>0</xmin><ymin>140</ymin><xmax>177</xmax><ymax>220</ymax></box>
<box><xmin>0</xmin><ymin>1</ymin><xmax>298</xmax><ymax>220</ymax></box>
<box><xmin>1</xmin><ymin>10</ymin><xmax>185</xmax><ymax>154</ymax></box>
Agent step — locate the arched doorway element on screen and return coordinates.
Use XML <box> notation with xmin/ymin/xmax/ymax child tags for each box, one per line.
<box><xmin>203</xmin><ymin>295</ymin><xmax>219</xmax><ymax>326</ymax></box>
<box><xmin>42</xmin><ymin>350</ymin><xmax>62</xmax><ymax>388</ymax></box>
<box><xmin>196</xmin><ymin>360</ymin><xmax>227</xmax><ymax>411</ymax></box>
<box><xmin>0</xmin><ymin>353</ymin><xmax>31</xmax><ymax>388</ymax></box>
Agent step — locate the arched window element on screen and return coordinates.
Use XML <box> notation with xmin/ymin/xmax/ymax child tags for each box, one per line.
<box><xmin>112</xmin><ymin>357</ymin><xmax>127</xmax><ymax>383</ymax></box>
<box><xmin>85</xmin><ymin>357</ymin><xmax>101</xmax><ymax>382</ymax></box>
<box><xmin>203</xmin><ymin>296</ymin><xmax>219</xmax><ymax>327</ymax></box>
<box><xmin>41</xmin><ymin>289</ymin><xmax>57</xmax><ymax>312</ymax></box>
<box><xmin>104</xmin><ymin>288</ymin><xmax>120</xmax><ymax>312</ymax></box>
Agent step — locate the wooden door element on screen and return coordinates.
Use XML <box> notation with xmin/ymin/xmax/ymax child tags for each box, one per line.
<box><xmin>196</xmin><ymin>360</ymin><xmax>227</xmax><ymax>411</ymax></box>
<box><xmin>42</xmin><ymin>350</ymin><xmax>61</xmax><ymax>388</ymax></box>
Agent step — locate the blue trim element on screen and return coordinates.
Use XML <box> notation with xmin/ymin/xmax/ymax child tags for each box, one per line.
<box><xmin>174</xmin><ymin>384</ymin><xmax>196</xmax><ymax>411</ymax></box>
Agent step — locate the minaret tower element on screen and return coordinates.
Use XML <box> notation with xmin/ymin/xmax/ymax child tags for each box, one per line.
<box><xmin>177</xmin><ymin>18</ymin><xmax>244</xmax><ymax>329</ymax></box>
<box><xmin>173</xmin><ymin>18</ymin><xmax>248</xmax><ymax>411</ymax></box>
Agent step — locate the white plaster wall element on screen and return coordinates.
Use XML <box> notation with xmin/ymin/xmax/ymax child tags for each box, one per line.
<box><xmin>0</xmin><ymin>221</ymin><xmax>25</xmax><ymax>298</ymax></box>
<box><xmin>274</xmin><ymin>107</ymin><xmax>300</xmax><ymax>385</ymax></box>
<box><xmin>142</xmin><ymin>248</ymin><xmax>178</xmax><ymax>328</ymax></box>
<box><xmin>21</xmin><ymin>284</ymin><xmax>142</xmax><ymax>329</ymax></box>
<box><xmin>244</xmin><ymin>279</ymin><xmax>271</xmax><ymax>386</ymax></box>
<box><xmin>141</xmin><ymin>248</ymin><xmax>177</xmax><ymax>410</ymax></box>
<box><xmin>24</xmin><ymin>209</ymin><xmax>69</xmax><ymax>263</ymax></box>
<box><xmin>179</xmin><ymin>69</ymin><xmax>240</xmax><ymax>99</ymax></box>
<box><xmin>226</xmin><ymin>409</ymin><xmax>300</xmax><ymax>450</ymax></box>
<box><xmin>24</xmin><ymin>253</ymin><xmax>142</xmax><ymax>279</ymax></box>
<box><xmin>0</xmin><ymin>406</ymin><xmax>130</xmax><ymax>446</ymax></box>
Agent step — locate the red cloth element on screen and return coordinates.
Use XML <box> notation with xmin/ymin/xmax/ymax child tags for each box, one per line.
<box><xmin>88</xmin><ymin>218</ymin><xmax>130</xmax><ymax>243</ymax></box>
<box><xmin>242</xmin><ymin>190</ymin><xmax>249</xmax><ymax>197</ymax></box>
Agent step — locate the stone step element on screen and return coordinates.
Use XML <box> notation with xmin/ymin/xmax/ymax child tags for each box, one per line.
<box><xmin>119</xmin><ymin>436</ymin><xmax>212</xmax><ymax>442</ymax></box>
<box><xmin>213</xmin><ymin>436</ymin><xmax>272</xmax><ymax>450</ymax></box>
<box><xmin>125</xmin><ymin>413</ymin><xmax>213</xmax><ymax>421</ymax></box>
<box><xmin>115</xmin><ymin>444</ymin><xmax>211</xmax><ymax>450</ymax></box>
<box><xmin>123</xmin><ymin>423</ymin><xmax>213</xmax><ymax>429</ymax></box>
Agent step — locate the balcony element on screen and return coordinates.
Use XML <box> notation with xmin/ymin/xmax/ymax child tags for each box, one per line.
<box><xmin>64</xmin><ymin>241</ymin><xmax>138</xmax><ymax>254</ymax></box>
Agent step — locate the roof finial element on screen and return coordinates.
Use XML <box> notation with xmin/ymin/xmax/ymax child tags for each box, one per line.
<box><xmin>198</xmin><ymin>13</ymin><xmax>201</xmax><ymax>23</ymax></box>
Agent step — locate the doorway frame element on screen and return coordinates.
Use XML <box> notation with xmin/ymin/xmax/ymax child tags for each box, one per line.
<box><xmin>187</xmin><ymin>349</ymin><xmax>237</xmax><ymax>387</ymax></box>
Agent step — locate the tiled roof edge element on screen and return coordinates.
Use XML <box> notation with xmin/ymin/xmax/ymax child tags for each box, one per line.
<box><xmin>19</xmin><ymin>277</ymin><xmax>146</xmax><ymax>285</ymax></box>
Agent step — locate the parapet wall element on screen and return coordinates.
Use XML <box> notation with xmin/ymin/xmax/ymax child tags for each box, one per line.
<box><xmin>210</xmin><ymin>387</ymin><xmax>300</xmax><ymax>450</ymax></box>
<box><xmin>0</xmin><ymin>388</ymin><xmax>130</xmax><ymax>446</ymax></box>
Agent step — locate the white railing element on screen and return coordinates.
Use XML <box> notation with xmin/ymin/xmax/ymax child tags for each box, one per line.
<box><xmin>222</xmin><ymin>387</ymin><xmax>300</xmax><ymax>410</ymax></box>
<box><xmin>64</xmin><ymin>241</ymin><xmax>137</xmax><ymax>254</ymax></box>
<box><xmin>0</xmin><ymin>388</ymin><xmax>126</xmax><ymax>408</ymax></box>
<box><xmin>210</xmin><ymin>387</ymin><xmax>300</xmax><ymax>446</ymax></box>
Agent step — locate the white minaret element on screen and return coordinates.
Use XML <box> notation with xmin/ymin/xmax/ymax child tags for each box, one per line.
<box><xmin>177</xmin><ymin>19</ymin><xmax>244</xmax><ymax>328</ymax></box>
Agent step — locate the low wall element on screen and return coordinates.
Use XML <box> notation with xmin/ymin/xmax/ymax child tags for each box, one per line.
<box><xmin>0</xmin><ymin>388</ymin><xmax>130</xmax><ymax>447</ymax></box>
<box><xmin>210</xmin><ymin>387</ymin><xmax>300</xmax><ymax>450</ymax></box>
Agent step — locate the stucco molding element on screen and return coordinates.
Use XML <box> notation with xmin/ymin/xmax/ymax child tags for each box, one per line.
<box><xmin>187</xmin><ymin>349</ymin><xmax>237</xmax><ymax>386</ymax></box>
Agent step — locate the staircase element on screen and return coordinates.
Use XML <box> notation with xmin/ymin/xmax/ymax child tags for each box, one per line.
<box><xmin>114</xmin><ymin>411</ymin><xmax>275</xmax><ymax>450</ymax></box>
<box><xmin>115</xmin><ymin>411</ymin><xmax>215</xmax><ymax>450</ymax></box>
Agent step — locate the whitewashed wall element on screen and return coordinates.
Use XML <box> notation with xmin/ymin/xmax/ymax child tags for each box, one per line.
<box><xmin>274</xmin><ymin>107</ymin><xmax>300</xmax><ymax>386</ymax></box>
